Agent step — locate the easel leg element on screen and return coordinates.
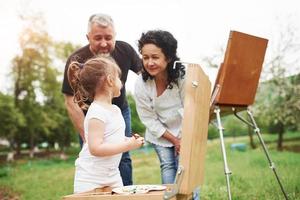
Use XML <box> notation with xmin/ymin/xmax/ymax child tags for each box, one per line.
<box><xmin>214</xmin><ymin>106</ymin><xmax>232</xmax><ymax>200</ymax></box>
<box><xmin>246</xmin><ymin>109</ymin><xmax>289</xmax><ymax>200</ymax></box>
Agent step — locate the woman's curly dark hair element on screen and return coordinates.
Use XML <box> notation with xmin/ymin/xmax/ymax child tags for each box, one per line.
<box><xmin>138</xmin><ymin>30</ymin><xmax>185</xmax><ymax>89</ymax></box>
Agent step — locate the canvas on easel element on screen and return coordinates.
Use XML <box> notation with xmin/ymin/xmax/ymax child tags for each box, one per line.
<box><xmin>211</xmin><ymin>30</ymin><xmax>268</xmax><ymax>107</ymax></box>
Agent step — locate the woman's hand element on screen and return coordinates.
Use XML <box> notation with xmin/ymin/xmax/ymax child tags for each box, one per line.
<box><xmin>173</xmin><ymin>137</ymin><xmax>181</xmax><ymax>155</ymax></box>
<box><xmin>162</xmin><ymin>130</ymin><xmax>181</xmax><ymax>155</ymax></box>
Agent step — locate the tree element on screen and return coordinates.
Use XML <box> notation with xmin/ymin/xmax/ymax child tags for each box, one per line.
<box><xmin>10</xmin><ymin>12</ymin><xmax>78</xmax><ymax>155</ymax></box>
<box><xmin>49</xmin><ymin>41</ymin><xmax>80</xmax><ymax>152</ymax></box>
<box><xmin>254</xmin><ymin>25</ymin><xmax>300</xmax><ymax>150</ymax></box>
<box><xmin>255</xmin><ymin>74</ymin><xmax>300</xmax><ymax>150</ymax></box>
<box><xmin>11</xmin><ymin>13</ymin><xmax>52</xmax><ymax>155</ymax></box>
<box><xmin>0</xmin><ymin>93</ymin><xmax>25</xmax><ymax>154</ymax></box>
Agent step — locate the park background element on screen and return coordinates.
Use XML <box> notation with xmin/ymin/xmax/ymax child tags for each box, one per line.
<box><xmin>0</xmin><ymin>0</ymin><xmax>299</xmax><ymax>199</ymax></box>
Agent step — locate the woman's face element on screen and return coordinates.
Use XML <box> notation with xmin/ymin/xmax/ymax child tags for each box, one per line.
<box><xmin>141</xmin><ymin>44</ymin><xmax>169</xmax><ymax>77</ymax></box>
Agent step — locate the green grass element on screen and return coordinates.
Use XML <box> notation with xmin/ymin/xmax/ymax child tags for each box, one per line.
<box><xmin>0</xmin><ymin>134</ymin><xmax>299</xmax><ymax>200</ymax></box>
<box><xmin>0</xmin><ymin>157</ymin><xmax>75</xmax><ymax>200</ymax></box>
<box><xmin>131</xmin><ymin>147</ymin><xmax>161</xmax><ymax>184</ymax></box>
<box><xmin>202</xmin><ymin>140</ymin><xmax>300</xmax><ymax>200</ymax></box>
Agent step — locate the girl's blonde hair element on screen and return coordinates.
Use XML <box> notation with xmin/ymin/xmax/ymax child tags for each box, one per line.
<box><xmin>67</xmin><ymin>56</ymin><xmax>121</xmax><ymax>109</ymax></box>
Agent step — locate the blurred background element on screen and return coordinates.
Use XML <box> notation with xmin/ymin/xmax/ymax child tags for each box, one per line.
<box><xmin>0</xmin><ymin>0</ymin><xmax>299</xmax><ymax>199</ymax></box>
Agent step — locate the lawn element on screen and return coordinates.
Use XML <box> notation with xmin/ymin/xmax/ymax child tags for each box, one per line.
<box><xmin>0</xmin><ymin>133</ymin><xmax>299</xmax><ymax>200</ymax></box>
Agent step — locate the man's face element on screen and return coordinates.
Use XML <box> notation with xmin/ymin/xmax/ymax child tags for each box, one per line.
<box><xmin>87</xmin><ymin>23</ymin><xmax>116</xmax><ymax>56</ymax></box>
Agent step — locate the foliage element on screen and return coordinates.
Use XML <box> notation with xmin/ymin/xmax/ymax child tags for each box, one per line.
<box><xmin>11</xmin><ymin>13</ymin><xmax>53</xmax><ymax>152</ymax></box>
<box><xmin>222</xmin><ymin>115</ymin><xmax>248</xmax><ymax>137</ymax></box>
<box><xmin>254</xmin><ymin>25</ymin><xmax>300</xmax><ymax>150</ymax></box>
<box><xmin>256</xmin><ymin>75</ymin><xmax>300</xmax><ymax>127</ymax></box>
<box><xmin>0</xmin><ymin>93</ymin><xmax>25</xmax><ymax>149</ymax></box>
<box><xmin>255</xmin><ymin>74</ymin><xmax>300</xmax><ymax>151</ymax></box>
<box><xmin>208</xmin><ymin>115</ymin><xmax>249</xmax><ymax>139</ymax></box>
<box><xmin>6</xmin><ymin>12</ymin><xmax>78</xmax><ymax>154</ymax></box>
<box><xmin>127</xmin><ymin>93</ymin><xmax>146</xmax><ymax>136</ymax></box>
<box><xmin>54</xmin><ymin>41</ymin><xmax>81</xmax><ymax>61</ymax></box>
<box><xmin>207</xmin><ymin>125</ymin><xmax>219</xmax><ymax>139</ymax></box>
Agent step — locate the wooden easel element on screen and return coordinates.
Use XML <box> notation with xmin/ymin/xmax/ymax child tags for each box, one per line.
<box><xmin>210</xmin><ymin>30</ymin><xmax>288</xmax><ymax>200</ymax></box>
<box><xmin>62</xmin><ymin>64</ymin><xmax>211</xmax><ymax>200</ymax></box>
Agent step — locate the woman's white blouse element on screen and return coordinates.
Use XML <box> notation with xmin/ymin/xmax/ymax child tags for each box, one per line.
<box><xmin>134</xmin><ymin>74</ymin><xmax>185</xmax><ymax>147</ymax></box>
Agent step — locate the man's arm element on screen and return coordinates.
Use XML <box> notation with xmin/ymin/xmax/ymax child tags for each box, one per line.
<box><xmin>64</xmin><ymin>94</ymin><xmax>85</xmax><ymax>143</ymax></box>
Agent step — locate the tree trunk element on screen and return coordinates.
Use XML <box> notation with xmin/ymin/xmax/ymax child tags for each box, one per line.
<box><xmin>16</xmin><ymin>141</ymin><xmax>21</xmax><ymax>155</ymax></box>
<box><xmin>277</xmin><ymin>123</ymin><xmax>284</xmax><ymax>151</ymax></box>
<box><xmin>14</xmin><ymin>60</ymin><xmax>22</xmax><ymax>106</ymax></box>
<box><xmin>29</xmin><ymin>133</ymin><xmax>35</xmax><ymax>158</ymax></box>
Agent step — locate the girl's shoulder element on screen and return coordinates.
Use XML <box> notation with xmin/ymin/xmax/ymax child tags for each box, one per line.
<box><xmin>89</xmin><ymin>102</ymin><xmax>118</xmax><ymax>115</ymax></box>
<box><xmin>86</xmin><ymin>103</ymin><xmax>121</xmax><ymax>122</ymax></box>
<box><xmin>112</xmin><ymin>104</ymin><xmax>122</xmax><ymax>113</ymax></box>
<box><xmin>89</xmin><ymin>102</ymin><xmax>106</xmax><ymax>111</ymax></box>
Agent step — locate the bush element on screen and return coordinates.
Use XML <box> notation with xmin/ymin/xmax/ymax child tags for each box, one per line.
<box><xmin>208</xmin><ymin>125</ymin><xmax>219</xmax><ymax>139</ymax></box>
<box><xmin>127</xmin><ymin>93</ymin><xmax>146</xmax><ymax>136</ymax></box>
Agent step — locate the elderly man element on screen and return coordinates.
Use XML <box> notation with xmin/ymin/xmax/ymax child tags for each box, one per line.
<box><xmin>61</xmin><ymin>13</ymin><xmax>142</xmax><ymax>186</ymax></box>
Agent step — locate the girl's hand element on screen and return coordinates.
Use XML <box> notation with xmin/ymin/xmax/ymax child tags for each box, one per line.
<box><xmin>127</xmin><ymin>135</ymin><xmax>144</xmax><ymax>150</ymax></box>
<box><xmin>132</xmin><ymin>133</ymin><xmax>142</xmax><ymax>139</ymax></box>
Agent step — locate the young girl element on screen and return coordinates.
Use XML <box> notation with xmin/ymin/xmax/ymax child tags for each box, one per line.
<box><xmin>134</xmin><ymin>30</ymin><xmax>185</xmax><ymax>184</ymax></box>
<box><xmin>68</xmin><ymin>57</ymin><xmax>144</xmax><ymax>193</ymax></box>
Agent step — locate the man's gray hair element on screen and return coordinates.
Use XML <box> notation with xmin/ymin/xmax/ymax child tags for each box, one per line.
<box><xmin>87</xmin><ymin>13</ymin><xmax>115</xmax><ymax>33</ymax></box>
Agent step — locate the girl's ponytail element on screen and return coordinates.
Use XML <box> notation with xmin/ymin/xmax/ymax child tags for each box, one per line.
<box><xmin>67</xmin><ymin>62</ymin><xmax>89</xmax><ymax>110</ymax></box>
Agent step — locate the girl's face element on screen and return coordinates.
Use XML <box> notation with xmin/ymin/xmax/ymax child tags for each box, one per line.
<box><xmin>141</xmin><ymin>44</ymin><xmax>169</xmax><ymax>78</ymax></box>
<box><xmin>111</xmin><ymin>70</ymin><xmax>122</xmax><ymax>98</ymax></box>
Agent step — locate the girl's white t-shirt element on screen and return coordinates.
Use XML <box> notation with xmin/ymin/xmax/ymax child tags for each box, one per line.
<box><xmin>74</xmin><ymin>102</ymin><xmax>125</xmax><ymax>193</ymax></box>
